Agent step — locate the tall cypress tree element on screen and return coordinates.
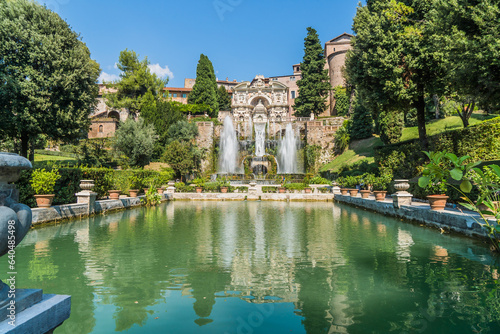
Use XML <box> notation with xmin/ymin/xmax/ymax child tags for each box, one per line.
<box><xmin>188</xmin><ymin>54</ymin><xmax>219</xmax><ymax>116</ymax></box>
<box><xmin>293</xmin><ymin>27</ymin><xmax>331</xmax><ymax>118</ymax></box>
<box><xmin>217</xmin><ymin>86</ymin><xmax>232</xmax><ymax>111</ymax></box>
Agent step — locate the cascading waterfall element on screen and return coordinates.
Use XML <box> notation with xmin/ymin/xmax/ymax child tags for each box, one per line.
<box><xmin>278</xmin><ymin>123</ymin><xmax>297</xmax><ymax>173</ymax></box>
<box><xmin>219</xmin><ymin>116</ymin><xmax>239</xmax><ymax>173</ymax></box>
<box><xmin>254</xmin><ymin>123</ymin><xmax>266</xmax><ymax>157</ymax></box>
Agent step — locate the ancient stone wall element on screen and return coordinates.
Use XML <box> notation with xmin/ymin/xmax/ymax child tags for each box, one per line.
<box><xmin>196</xmin><ymin>122</ymin><xmax>215</xmax><ymax>174</ymax></box>
<box><xmin>88</xmin><ymin>119</ymin><xmax>118</xmax><ymax>139</ymax></box>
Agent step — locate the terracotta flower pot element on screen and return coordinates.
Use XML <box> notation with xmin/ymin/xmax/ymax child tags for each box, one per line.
<box><xmin>279</xmin><ymin>187</ymin><xmax>286</xmax><ymax>193</ymax></box>
<box><xmin>129</xmin><ymin>189</ymin><xmax>139</xmax><ymax>198</ymax></box>
<box><xmin>34</xmin><ymin>194</ymin><xmax>55</xmax><ymax>208</ymax></box>
<box><xmin>196</xmin><ymin>187</ymin><xmax>203</xmax><ymax>193</ymax></box>
<box><xmin>304</xmin><ymin>187</ymin><xmax>312</xmax><ymax>194</ymax></box>
<box><xmin>108</xmin><ymin>190</ymin><xmax>120</xmax><ymax>200</ymax></box>
<box><xmin>220</xmin><ymin>187</ymin><xmax>228</xmax><ymax>193</ymax></box>
<box><xmin>157</xmin><ymin>187</ymin><xmax>165</xmax><ymax>195</ymax></box>
<box><xmin>348</xmin><ymin>189</ymin><xmax>359</xmax><ymax>197</ymax></box>
<box><xmin>373</xmin><ymin>191</ymin><xmax>387</xmax><ymax>201</ymax></box>
<box><xmin>143</xmin><ymin>188</ymin><xmax>149</xmax><ymax>194</ymax></box>
<box><xmin>360</xmin><ymin>190</ymin><xmax>371</xmax><ymax>199</ymax></box>
<box><xmin>427</xmin><ymin>195</ymin><xmax>449</xmax><ymax>211</ymax></box>
<box><xmin>340</xmin><ymin>188</ymin><xmax>349</xmax><ymax>196</ymax></box>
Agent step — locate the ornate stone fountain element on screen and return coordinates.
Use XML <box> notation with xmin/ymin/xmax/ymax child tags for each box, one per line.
<box><xmin>0</xmin><ymin>152</ymin><xmax>70</xmax><ymax>333</ymax></box>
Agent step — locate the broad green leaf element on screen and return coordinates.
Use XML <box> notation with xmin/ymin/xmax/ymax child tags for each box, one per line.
<box><xmin>418</xmin><ymin>176</ymin><xmax>430</xmax><ymax>188</ymax></box>
<box><xmin>460</xmin><ymin>179</ymin><xmax>472</xmax><ymax>193</ymax></box>
<box><xmin>450</xmin><ymin>168</ymin><xmax>463</xmax><ymax>181</ymax></box>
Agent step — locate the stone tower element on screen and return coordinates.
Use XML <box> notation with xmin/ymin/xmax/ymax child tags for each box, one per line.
<box><xmin>324</xmin><ymin>33</ymin><xmax>353</xmax><ymax>115</ymax></box>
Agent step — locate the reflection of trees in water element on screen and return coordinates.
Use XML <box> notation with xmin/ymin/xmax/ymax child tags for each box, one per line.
<box><xmin>13</xmin><ymin>202</ymin><xmax>500</xmax><ymax>333</ymax></box>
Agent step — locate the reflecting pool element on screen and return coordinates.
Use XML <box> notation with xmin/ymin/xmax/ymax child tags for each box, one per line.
<box><xmin>2</xmin><ymin>201</ymin><xmax>500</xmax><ymax>333</ymax></box>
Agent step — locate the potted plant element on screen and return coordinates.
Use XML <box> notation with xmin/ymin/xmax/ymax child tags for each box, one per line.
<box><xmin>218</xmin><ymin>177</ymin><xmax>230</xmax><ymax>193</ymax></box>
<box><xmin>128</xmin><ymin>174</ymin><xmax>142</xmax><ymax>198</ymax></box>
<box><xmin>336</xmin><ymin>177</ymin><xmax>349</xmax><ymax>195</ymax></box>
<box><xmin>277</xmin><ymin>175</ymin><xmax>287</xmax><ymax>193</ymax></box>
<box><xmin>193</xmin><ymin>177</ymin><xmax>205</xmax><ymax>193</ymax></box>
<box><xmin>345</xmin><ymin>176</ymin><xmax>360</xmax><ymax>197</ymax></box>
<box><xmin>30</xmin><ymin>168</ymin><xmax>61</xmax><ymax>208</ymax></box>
<box><xmin>372</xmin><ymin>175</ymin><xmax>389</xmax><ymax>201</ymax></box>
<box><xmin>418</xmin><ymin>152</ymin><xmax>451</xmax><ymax>210</ymax></box>
<box><xmin>360</xmin><ymin>174</ymin><xmax>375</xmax><ymax>199</ymax></box>
<box><xmin>106</xmin><ymin>173</ymin><xmax>121</xmax><ymax>200</ymax></box>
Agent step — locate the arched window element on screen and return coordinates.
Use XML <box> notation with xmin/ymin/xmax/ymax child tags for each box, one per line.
<box><xmin>99</xmin><ymin>125</ymin><xmax>103</xmax><ymax>133</ymax></box>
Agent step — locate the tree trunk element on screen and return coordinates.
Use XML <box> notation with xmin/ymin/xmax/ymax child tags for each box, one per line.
<box><xmin>20</xmin><ymin>132</ymin><xmax>29</xmax><ymax>158</ymax></box>
<box><xmin>432</xmin><ymin>94</ymin><xmax>440</xmax><ymax>119</ymax></box>
<box><xmin>415</xmin><ymin>85</ymin><xmax>429</xmax><ymax>151</ymax></box>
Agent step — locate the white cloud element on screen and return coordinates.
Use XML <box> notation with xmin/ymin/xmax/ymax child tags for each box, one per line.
<box><xmin>98</xmin><ymin>72</ymin><xmax>120</xmax><ymax>83</ymax></box>
<box><xmin>148</xmin><ymin>63</ymin><xmax>174</xmax><ymax>79</ymax></box>
<box><xmin>114</xmin><ymin>62</ymin><xmax>119</xmax><ymax>69</ymax></box>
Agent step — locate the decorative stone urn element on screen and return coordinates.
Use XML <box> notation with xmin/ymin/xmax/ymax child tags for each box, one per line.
<box><xmin>79</xmin><ymin>180</ymin><xmax>95</xmax><ymax>191</ymax></box>
<box><xmin>392</xmin><ymin>179</ymin><xmax>413</xmax><ymax>208</ymax></box>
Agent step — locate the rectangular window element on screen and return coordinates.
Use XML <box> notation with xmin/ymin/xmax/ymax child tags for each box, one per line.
<box><xmin>173</xmin><ymin>93</ymin><xmax>178</xmax><ymax>98</ymax></box>
<box><xmin>290</xmin><ymin>76</ymin><xmax>295</xmax><ymax>81</ymax></box>
<box><xmin>182</xmin><ymin>93</ymin><xmax>187</xmax><ymax>98</ymax></box>
<box><xmin>291</xmin><ymin>91</ymin><xmax>296</xmax><ymax>99</ymax></box>
<box><xmin>168</xmin><ymin>93</ymin><xmax>172</xmax><ymax>97</ymax></box>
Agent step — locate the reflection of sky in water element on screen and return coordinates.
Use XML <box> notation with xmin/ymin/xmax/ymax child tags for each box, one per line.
<box><xmin>6</xmin><ymin>201</ymin><xmax>500</xmax><ymax>334</ymax></box>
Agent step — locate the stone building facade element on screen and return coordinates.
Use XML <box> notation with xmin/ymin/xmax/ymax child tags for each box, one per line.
<box><xmin>231</xmin><ymin>75</ymin><xmax>290</xmax><ymax>123</ymax></box>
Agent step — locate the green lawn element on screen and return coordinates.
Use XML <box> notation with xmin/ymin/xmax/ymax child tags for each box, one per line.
<box><xmin>319</xmin><ymin>136</ymin><xmax>382</xmax><ymax>173</ymax></box>
<box><xmin>320</xmin><ymin>113</ymin><xmax>495</xmax><ymax>173</ymax></box>
<box><xmin>34</xmin><ymin>154</ymin><xmax>76</xmax><ymax>162</ymax></box>
<box><xmin>399</xmin><ymin>113</ymin><xmax>495</xmax><ymax>142</ymax></box>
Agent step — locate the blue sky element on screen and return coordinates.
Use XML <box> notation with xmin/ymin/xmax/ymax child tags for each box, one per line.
<box><xmin>42</xmin><ymin>0</ymin><xmax>360</xmax><ymax>87</ymax></box>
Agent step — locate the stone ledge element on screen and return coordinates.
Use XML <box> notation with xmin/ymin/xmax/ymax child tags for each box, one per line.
<box><xmin>31</xmin><ymin>195</ymin><xmax>170</xmax><ymax>225</ymax></box>
<box><xmin>0</xmin><ymin>294</ymin><xmax>71</xmax><ymax>334</ymax></box>
<box><xmin>334</xmin><ymin>194</ymin><xmax>494</xmax><ymax>239</ymax></box>
<box><xmin>172</xmin><ymin>193</ymin><xmax>334</xmax><ymax>202</ymax></box>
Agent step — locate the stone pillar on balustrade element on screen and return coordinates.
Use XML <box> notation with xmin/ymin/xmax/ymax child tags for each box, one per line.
<box><xmin>392</xmin><ymin>179</ymin><xmax>413</xmax><ymax>208</ymax></box>
<box><xmin>75</xmin><ymin>180</ymin><xmax>97</xmax><ymax>215</ymax></box>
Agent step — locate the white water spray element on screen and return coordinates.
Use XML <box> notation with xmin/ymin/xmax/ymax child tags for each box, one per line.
<box><xmin>254</xmin><ymin>123</ymin><xmax>266</xmax><ymax>157</ymax></box>
<box><xmin>219</xmin><ymin>116</ymin><xmax>239</xmax><ymax>173</ymax></box>
<box><xmin>278</xmin><ymin>123</ymin><xmax>297</xmax><ymax>173</ymax></box>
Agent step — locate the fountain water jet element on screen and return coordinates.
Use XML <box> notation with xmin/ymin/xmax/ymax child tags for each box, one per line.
<box><xmin>219</xmin><ymin>116</ymin><xmax>239</xmax><ymax>173</ymax></box>
<box><xmin>254</xmin><ymin>123</ymin><xmax>266</xmax><ymax>157</ymax></box>
<box><xmin>278</xmin><ymin>123</ymin><xmax>298</xmax><ymax>173</ymax></box>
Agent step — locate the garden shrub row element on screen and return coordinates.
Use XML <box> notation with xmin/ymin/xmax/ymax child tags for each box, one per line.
<box><xmin>375</xmin><ymin>117</ymin><xmax>500</xmax><ymax>179</ymax></box>
<box><xmin>17</xmin><ymin>167</ymin><xmax>174</xmax><ymax>208</ymax></box>
<box><xmin>34</xmin><ymin>149</ymin><xmax>77</xmax><ymax>158</ymax></box>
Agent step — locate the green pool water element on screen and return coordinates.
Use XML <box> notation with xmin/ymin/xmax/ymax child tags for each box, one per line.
<box><xmin>2</xmin><ymin>201</ymin><xmax>500</xmax><ymax>333</ymax></box>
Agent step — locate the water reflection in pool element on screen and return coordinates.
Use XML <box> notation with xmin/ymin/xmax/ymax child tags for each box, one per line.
<box><xmin>3</xmin><ymin>201</ymin><xmax>500</xmax><ymax>333</ymax></box>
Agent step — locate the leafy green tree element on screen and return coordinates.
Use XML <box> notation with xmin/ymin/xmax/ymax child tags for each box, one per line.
<box><xmin>350</xmin><ymin>103</ymin><xmax>373</xmax><ymax>140</ymax></box>
<box><xmin>0</xmin><ymin>0</ymin><xmax>101</xmax><ymax>158</ymax></box>
<box><xmin>112</xmin><ymin>118</ymin><xmax>156</xmax><ymax>168</ymax></box>
<box><xmin>188</xmin><ymin>54</ymin><xmax>219</xmax><ymax>117</ymax></box>
<box><xmin>162</xmin><ymin>141</ymin><xmax>202</xmax><ymax>180</ymax></box>
<box><xmin>345</xmin><ymin>0</ymin><xmax>450</xmax><ymax>150</ymax></box>
<box><xmin>379</xmin><ymin>110</ymin><xmax>404</xmax><ymax>144</ymax></box>
<box><xmin>217</xmin><ymin>86</ymin><xmax>232</xmax><ymax>111</ymax></box>
<box><xmin>293</xmin><ymin>27</ymin><xmax>331</xmax><ymax>118</ymax></box>
<box><xmin>166</xmin><ymin>120</ymin><xmax>199</xmax><ymax>144</ymax></box>
<box><xmin>141</xmin><ymin>98</ymin><xmax>185</xmax><ymax>158</ymax></box>
<box><xmin>334</xmin><ymin>120</ymin><xmax>351</xmax><ymax>154</ymax></box>
<box><xmin>436</xmin><ymin>0</ymin><xmax>500</xmax><ymax>125</ymax></box>
<box><xmin>105</xmin><ymin>49</ymin><xmax>167</xmax><ymax>116</ymax></box>
<box><xmin>333</xmin><ymin>86</ymin><xmax>350</xmax><ymax>116</ymax></box>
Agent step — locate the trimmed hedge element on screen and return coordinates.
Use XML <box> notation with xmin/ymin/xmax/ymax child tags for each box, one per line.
<box><xmin>17</xmin><ymin>167</ymin><xmax>174</xmax><ymax>208</ymax></box>
<box><xmin>375</xmin><ymin>117</ymin><xmax>500</xmax><ymax>179</ymax></box>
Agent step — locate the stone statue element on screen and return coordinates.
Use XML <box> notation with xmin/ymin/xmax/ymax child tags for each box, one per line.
<box><xmin>0</xmin><ymin>153</ymin><xmax>32</xmax><ymax>300</ymax></box>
